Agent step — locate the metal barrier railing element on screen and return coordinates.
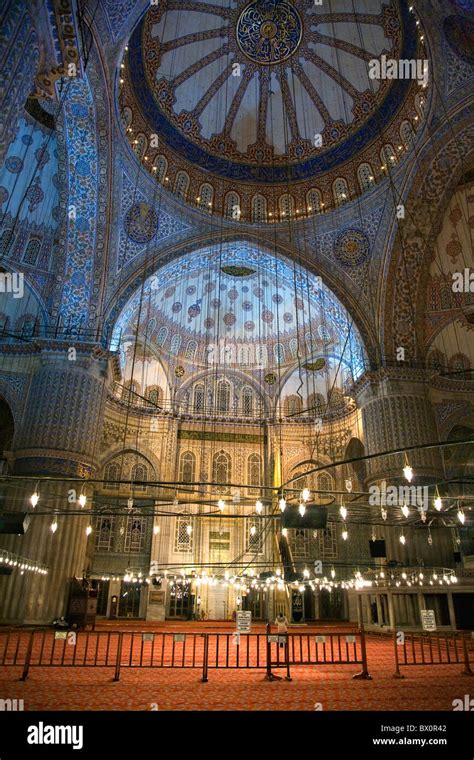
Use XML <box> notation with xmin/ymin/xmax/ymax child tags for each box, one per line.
<box><xmin>393</xmin><ymin>630</ymin><xmax>473</xmax><ymax>678</ymax></box>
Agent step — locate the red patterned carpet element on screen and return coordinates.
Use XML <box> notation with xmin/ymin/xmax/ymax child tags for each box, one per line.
<box><xmin>0</xmin><ymin>621</ymin><xmax>471</xmax><ymax>711</ymax></box>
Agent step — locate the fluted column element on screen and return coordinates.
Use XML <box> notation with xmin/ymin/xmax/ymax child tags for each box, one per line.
<box><xmin>0</xmin><ymin>346</ymin><xmax>109</xmax><ymax>624</ymax></box>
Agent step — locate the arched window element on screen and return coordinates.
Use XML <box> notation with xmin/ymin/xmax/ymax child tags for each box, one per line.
<box><xmin>333</xmin><ymin>178</ymin><xmax>349</xmax><ymax>207</ymax></box>
<box><xmin>0</xmin><ymin>230</ymin><xmax>13</xmax><ymax>258</ymax></box>
<box><xmin>146</xmin><ymin>386</ymin><xmax>162</xmax><ymax>406</ymax></box>
<box><xmin>427</xmin><ymin>349</ymin><xmax>446</xmax><ymax>370</ymax></box>
<box><xmin>185</xmin><ymin>340</ymin><xmax>197</xmax><ymax>361</ymax></box>
<box><xmin>285</xmin><ymin>395</ymin><xmax>302</xmax><ymax>416</ymax></box>
<box><xmin>104</xmin><ymin>462</ymin><xmax>120</xmax><ymax>491</ymax></box>
<box><xmin>242</xmin><ymin>387</ymin><xmax>254</xmax><ymax>416</ymax></box>
<box><xmin>279</xmin><ymin>193</ymin><xmax>295</xmax><ymax>219</ymax></box>
<box><xmin>246</xmin><ymin>517</ymin><xmax>263</xmax><ymax>553</ymax></box>
<box><xmin>213</xmin><ymin>450</ymin><xmax>231</xmax><ymax>491</ymax></box>
<box><xmin>179</xmin><ymin>451</ymin><xmax>196</xmax><ymax>484</ymax></box>
<box><xmin>252</xmin><ymin>194</ymin><xmax>267</xmax><ymax>223</ymax></box>
<box><xmin>23</xmin><ymin>238</ymin><xmax>41</xmax><ymax>266</ymax></box>
<box><xmin>247</xmin><ymin>453</ymin><xmax>262</xmax><ymax>496</ymax></box>
<box><xmin>305</xmin><ymin>331</ymin><xmax>314</xmax><ymax>355</ymax></box>
<box><xmin>95</xmin><ymin>512</ymin><xmax>115</xmax><ymax>552</ymax></box>
<box><xmin>255</xmin><ymin>345</ymin><xmax>267</xmax><ymax>367</ymax></box>
<box><xmin>306</xmin><ymin>188</ymin><xmax>323</xmax><ymax>214</ymax></box>
<box><xmin>289</xmin><ymin>338</ymin><xmax>299</xmax><ymax>359</ymax></box>
<box><xmin>174</xmin><ymin>171</ymin><xmax>189</xmax><ymax>200</ymax></box>
<box><xmin>174</xmin><ymin>515</ymin><xmax>193</xmax><ymax>552</ymax></box>
<box><xmin>217</xmin><ymin>380</ymin><xmax>231</xmax><ymax>412</ymax></box>
<box><xmin>357</xmin><ymin>163</ymin><xmax>374</xmax><ymax>192</ymax></box>
<box><xmin>380</xmin><ymin>144</ymin><xmax>396</xmax><ymax>169</ymax></box>
<box><xmin>274</xmin><ymin>343</ymin><xmax>285</xmax><ymax>364</ymax></box>
<box><xmin>121</xmin><ymin>107</ymin><xmax>132</xmax><ymax>130</ymax></box>
<box><xmin>131</xmin><ymin>463</ymin><xmax>148</xmax><ymax>493</ymax></box>
<box><xmin>154</xmin><ymin>155</ymin><xmax>168</xmax><ymax>182</ymax></box>
<box><xmin>170</xmin><ymin>334</ymin><xmax>181</xmax><ymax>355</ymax></box>
<box><xmin>448</xmin><ymin>353</ymin><xmax>470</xmax><ymax>372</ymax></box>
<box><xmin>400</xmin><ymin>121</ymin><xmax>415</xmax><ymax>150</ymax></box>
<box><xmin>193</xmin><ymin>384</ymin><xmax>205</xmax><ymax>412</ymax></box>
<box><xmin>318</xmin><ymin>472</ymin><xmax>333</xmax><ymax>495</ymax></box>
<box><xmin>198</xmin><ymin>182</ymin><xmax>214</xmax><ymax>212</ymax></box>
<box><xmin>133</xmin><ymin>133</ymin><xmax>147</xmax><ymax>160</ymax></box>
<box><xmin>308</xmin><ymin>393</ymin><xmax>324</xmax><ymax>413</ymax></box>
<box><xmin>225</xmin><ymin>191</ymin><xmax>241</xmax><ymax>220</ymax></box>
<box><xmin>17</xmin><ymin>315</ymin><xmax>36</xmax><ymax>338</ymax></box>
<box><xmin>238</xmin><ymin>345</ymin><xmax>250</xmax><ymax>365</ymax></box>
<box><xmin>125</xmin><ymin>512</ymin><xmax>146</xmax><ymax>552</ymax></box>
<box><xmin>157</xmin><ymin>326</ymin><xmax>168</xmax><ymax>347</ymax></box>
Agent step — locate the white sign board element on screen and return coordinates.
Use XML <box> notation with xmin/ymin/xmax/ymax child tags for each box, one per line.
<box><xmin>236</xmin><ymin>610</ymin><xmax>252</xmax><ymax>633</ymax></box>
<box><xmin>267</xmin><ymin>635</ymin><xmax>278</xmax><ymax>644</ymax></box>
<box><xmin>421</xmin><ymin>609</ymin><xmax>437</xmax><ymax>632</ymax></box>
<box><xmin>315</xmin><ymin>635</ymin><xmax>326</xmax><ymax>644</ymax></box>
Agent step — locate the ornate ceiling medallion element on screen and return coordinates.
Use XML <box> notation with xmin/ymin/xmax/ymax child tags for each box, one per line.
<box><xmin>236</xmin><ymin>0</ymin><xmax>303</xmax><ymax>65</ymax></box>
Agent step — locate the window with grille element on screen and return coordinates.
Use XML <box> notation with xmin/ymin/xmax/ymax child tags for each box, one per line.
<box><xmin>291</xmin><ymin>528</ymin><xmax>310</xmax><ymax>558</ymax></box>
<box><xmin>307</xmin><ymin>188</ymin><xmax>323</xmax><ymax>214</ymax></box>
<box><xmin>131</xmin><ymin>463</ymin><xmax>147</xmax><ymax>493</ymax></box>
<box><xmin>279</xmin><ymin>193</ymin><xmax>295</xmax><ymax>218</ymax></box>
<box><xmin>198</xmin><ymin>183</ymin><xmax>213</xmax><ymax>211</ymax></box>
<box><xmin>179</xmin><ymin>451</ymin><xmax>195</xmax><ymax>483</ymax></box>
<box><xmin>308</xmin><ymin>393</ymin><xmax>324</xmax><ymax>413</ymax></box>
<box><xmin>357</xmin><ymin>163</ymin><xmax>374</xmax><ymax>192</ymax></box>
<box><xmin>415</xmin><ymin>93</ymin><xmax>425</xmax><ymax>120</ymax></box>
<box><xmin>274</xmin><ymin>343</ymin><xmax>285</xmax><ymax>364</ymax></box>
<box><xmin>193</xmin><ymin>384</ymin><xmax>205</xmax><ymax>412</ymax></box>
<box><xmin>185</xmin><ymin>340</ymin><xmax>197</xmax><ymax>361</ymax></box>
<box><xmin>315</xmin><ymin>522</ymin><xmax>338</xmax><ymax>559</ymax></box>
<box><xmin>225</xmin><ymin>192</ymin><xmax>241</xmax><ymax>220</ymax></box>
<box><xmin>217</xmin><ymin>380</ymin><xmax>230</xmax><ymax>412</ymax></box>
<box><xmin>95</xmin><ymin>514</ymin><xmax>115</xmax><ymax>551</ymax></box>
<box><xmin>380</xmin><ymin>144</ymin><xmax>396</xmax><ymax>168</ymax></box>
<box><xmin>289</xmin><ymin>338</ymin><xmax>299</xmax><ymax>359</ymax></box>
<box><xmin>170</xmin><ymin>334</ymin><xmax>181</xmax><ymax>355</ymax></box>
<box><xmin>400</xmin><ymin>121</ymin><xmax>415</xmax><ymax>149</ymax></box>
<box><xmin>209</xmin><ymin>530</ymin><xmax>230</xmax><ymax>557</ymax></box>
<box><xmin>146</xmin><ymin>386</ymin><xmax>162</xmax><ymax>406</ymax></box>
<box><xmin>333</xmin><ymin>178</ymin><xmax>349</xmax><ymax>207</ymax></box>
<box><xmin>242</xmin><ymin>387</ymin><xmax>253</xmax><ymax>416</ymax></box>
<box><xmin>246</xmin><ymin>518</ymin><xmax>263</xmax><ymax>553</ymax></box>
<box><xmin>247</xmin><ymin>453</ymin><xmax>262</xmax><ymax>496</ymax></box>
<box><xmin>104</xmin><ymin>462</ymin><xmax>120</xmax><ymax>490</ymax></box>
<box><xmin>285</xmin><ymin>395</ymin><xmax>302</xmax><ymax>416</ymax></box>
<box><xmin>133</xmin><ymin>133</ymin><xmax>147</xmax><ymax>159</ymax></box>
<box><xmin>157</xmin><ymin>326</ymin><xmax>168</xmax><ymax>346</ymax></box>
<box><xmin>125</xmin><ymin>513</ymin><xmax>146</xmax><ymax>553</ymax></box>
<box><xmin>174</xmin><ymin>171</ymin><xmax>189</xmax><ymax>199</ymax></box>
<box><xmin>0</xmin><ymin>230</ymin><xmax>13</xmax><ymax>258</ymax></box>
<box><xmin>23</xmin><ymin>238</ymin><xmax>41</xmax><ymax>265</ymax></box>
<box><xmin>213</xmin><ymin>450</ymin><xmax>231</xmax><ymax>492</ymax></box>
<box><xmin>154</xmin><ymin>155</ymin><xmax>167</xmax><ymax>182</ymax></box>
<box><xmin>174</xmin><ymin>515</ymin><xmax>193</xmax><ymax>552</ymax></box>
<box><xmin>252</xmin><ymin>194</ymin><xmax>267</xmax><ymax>223</ymax></box>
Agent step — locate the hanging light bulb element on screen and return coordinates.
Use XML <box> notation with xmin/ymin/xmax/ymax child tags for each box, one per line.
<box><xmin>298</xmin><ymin>503</ymin><xmax>306</xmax><ymax>517</ymax></box>
<box><xmin>279</xmin><ymin>497</ymin><xmax>286</xmax><ymax>512</ymax></box>
<box><xmin>153</xmin><ymin>525</ymin><xmax>160</xmax><ymax>536</ymax></box>
<box><xmin>303</xmin><ymin>567</ymin><xmax>310</xmax><ymax>578</ymax></box>
<box><xmin>302</xmin><ymin>488</ymin><xmax>310</xmax><ymax>503</ymax></box>
<box><xmin>420</xmin><ymin>509</ymin><xmax>427</xmax><ymax>523</ymax></box>
<box><xmin>399</xmin><ymin>532</ymin><xmax>406</xmax><ymax>545</ymax></box>
<box><xmin>339</xmin><ymin>504</ymin><xmax>347</xmax><ymax>520</ymax></box>
<box><xmin>331</xmin><ymin>567</ymin><xmax>336</xmax><ymax>579</ymax></box>
<box><xmin>85</xmin><ymin>524</ymin><xmax>92</xmax><ymax>536</ymax></box>
<box><xmin>250</xmin><ymin>525</ymin><xmax>257</xmax><ymax>536</ymax></box>
<box><xmin>341</xmin><ymin>529</ymin><xmax>348</xmax><ymax>541</ymax></box>
<box><xmin>403</xmin><ymin>458</ymin><xmax>413</xmax><ymax>482</ymax></box>
<box><xmin>30</xmin><ymin>490</ymin><xmax>39</xmax><ymax>508</ymax></box>
<box><xmin>371</xmin><ymin>532</ymin><xmax>376</xmax><ymax>542</ymax></box>
<box><xmin>457</xmin><ymin>507</ymin><xmax>465</xmax><ymax>525</ymax></box>
<box><xmin>401</xmin><ymin>503</ymin><xmax>410</xmax><ymax>518</ymax></box>
<box><xmin>434</xmin><ymin>493</ymin><xmax>442</xmax><ymax>511</ymax></box>
<box><xmin>255</xmin><ymin>500</ymin><xmax>263</xmax><ymax>514</ymax></box>
<box><xmin>78</xmin><ymin>493</ymin><xmax>87</xmax><ymax>508</ymax></box>
<box><xmin>186</xmin><ymin>524</ymin><xmax>193</xmax><ymax>535</ymax></box>
<box><xmin>127</xmin><ymin>497</ymin><xmax>134</xmax><ymax>511</ymax></box>
<box><xmin>381</xmin><ymin>507</ymin><xmax>388</xmax><ymax>521</ymax></box>
<box><xmin>282</xmin><ymin>528</ymin><xmax>288</xmax><ymax>538</ymax></box>
<box><xmin>50</xmin><ymin>519</ymin><xmax>58</xmax><ymax>534</ymax></box>
<box><xmin>218</xmin><ymin>499</ymin><xmax>225</xmax><ymax>512</ymax></box>
<box><xmin>427</xmin><ymin>529</ymin><xmax>433</xmax><ymax>545</ymax></box>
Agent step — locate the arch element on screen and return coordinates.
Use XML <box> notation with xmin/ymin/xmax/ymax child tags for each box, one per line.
<box><xmin>193</xmin><ymin>383</ymin><xmax>205</xmax><ymax>412</ymax></box>
<box><xmin>179</xmin><ymin>450</ymin><xmax>196</xmax><ymax>484</ymax></box>
<box><xmin>104</xmin><ymin>461</ymin><xmax>120</xmax><ymax>490</ymax></box>
<box><xmin>247</xmin><ymin>452</ymin><xmax>262</xmax><ymax>496</ymax></box>
<box><xmin>344</xmin><ymin>437</ymin><xmax>366</xmax><ymax>488</ymax></box>
<box><xmin>170</xmin><ymin>334</ymin><xmax>182</xmax><ymax>355</ymax></box>
<box><xmin>308</xmin><ymin>392</ymin><xmax>325</xmax><ymax>413</ymax></box>
<box><xmin>400</xmin><ymin>120</ymin><xmax>415</xmax><ymax>150</ymax></box>
<box><xmin>157</xmin><ymin>326</ymin><xmax>168</xmax><ymax>347</ymax></box>
<box><xmin>380</xmin><ymin>144</ymin><xmax>396</xmax><ymax>169</ymax></box>
<box><xmin>23</xmin><ymin>238</ymin><xmax>41</xmax><ymax>266</ymax></box>
<box><xmin>217</xmin><ymin>379</ymin><xmax>231</xmax><ymax>412</ymax></box>
<box><xmin>145</xmin><ymin>385</ymin><xmax>162</xmax><ymax>406</ymax></box>
<box><xmin>133</xmin><ymin>132</ymin><xmax>147</xmax><ymax>160</ymax></box>
<box><xmin>285</xmin><ymin>394</ymin><xmax>302</xmax><ymax>417</ymax></box>
<box><xmin>94</xmin><ymin>511</ymin><xmax>115</xmax><ymax>552</ymax></box>
<box><xmin>252</xmin><ymin>193</ymin><xmax>267</xmax><ymax>223</ymax></box>
<box><xmin>274</xmin><ymin>343</ymin><xmax>285</xmax><ymax>364</ymax></box>
<box><xmin>357</xmin><ymin>163</ymin><xmax>374</xmax><ymax>192</ymax></box>
<box><xmin>174</xmin><ymin>171</ymin><xmax>189</xmax><ymax>200</ymax></box>
<box><xmin>225</xmin><ymin>191</ymin><xmax>241</xmax><ymax>220</ymax></box>
<box><xmin>242</xmin><ymin>386</ymin><xmax>254</xmax><ymax>416</ymax></box>
<box><xmin>279</xmin><ymin>193</ymin><xmax>295</xmax><ymax>219</ymax></box>
<box><xmin>185</xmin><ymin>340</ymin><xmax>197</xmax><ymax>361</ymax></box>
<box><xmin>333</xmin><ymin>178</ymin><xmax>349</xmax><ymax>207</ymax></box>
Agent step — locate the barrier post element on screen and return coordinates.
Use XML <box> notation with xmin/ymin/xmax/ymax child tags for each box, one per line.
<box><xmin>353</xmin><ymin>597</ymin><xmax>372</xmax><ymax>680</ymax></box>
<box><xmin>393</xmin><ymin>628</ymin><xmax>404</xmax><ymax>678</ymax></box>
<box><xmin>284</xmin><ymin>634</ymin><xmax>292</xmax><ymax>682</ymax></box>
<box><xmin>113</xmin><ymin>632</ymin><xmax>123</xmax><ymax>682</ymax></box>
<box><xmin>20</xmin><ymin>632</ymin><xmax>34</xmax><ymax>682</ymax></box>
<box><xmin>461</xmin><ymin>633</ymin><xmax>473</xmax><ymax>676</ymax></box>
<box><xmin>201</xmin><ymin>634</ymin><xmax>209</xmax><ymax>683</ymax></box>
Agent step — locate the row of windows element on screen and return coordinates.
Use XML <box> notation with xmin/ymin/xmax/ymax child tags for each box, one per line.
<box><xmin>190</xmin><ymin>381</ymin><xmax>262</xmax><ymax>416</ymax></box>
<box><xmin>0</xmin><ymin>231</ymin><xmax>46</xmax><ymax>266</ymax></box>
<box><xmin>289</xmin><ymin>524</ymin><xmax>338</xmax><ymax>560</ymax></box>
<box><xmin>173</xmin><ymin>516</ymin><xmax>265</xmax><ymax>554</ymax></box>
<box><xmin>103</xmin><ymin>462</ymin><xmax>149</xmax><ymax>491</ymax></box>
<box><xmin>95</xmin><ymin>513</ymin><xmax>148</xmax><ymax>553</ymax></box>
<box><xmin>141</xmin><ymin>118</ymin><xmax>421</xmax><ymax>221</ymax></box>
<box><xmin>0</xmin><ymin>313</ymin><xmax>38</xmax><ymax>337</ymax></box>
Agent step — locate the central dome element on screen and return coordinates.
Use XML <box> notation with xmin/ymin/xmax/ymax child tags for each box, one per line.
<box><xmin>236</xmin><ymin>1</ymin><xmax>303</xmax><ymax>65</ymax></box>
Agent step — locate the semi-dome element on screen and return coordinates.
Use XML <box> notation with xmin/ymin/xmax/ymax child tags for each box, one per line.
<box><xmin>119</xmin><ymin>0</ymin><xmax>425</xmax><ymax>221</ymax></box>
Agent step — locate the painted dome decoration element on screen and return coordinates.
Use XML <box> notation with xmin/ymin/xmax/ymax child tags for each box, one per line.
<box><xmin>119</xmin><ymin>0</ymin><xmax>427</xmax><ymax>221</ymax></box>
<box><xmin>112</xmin><ymin>242</ymin><xmax>366</xmax><ymax>380</ymax></box>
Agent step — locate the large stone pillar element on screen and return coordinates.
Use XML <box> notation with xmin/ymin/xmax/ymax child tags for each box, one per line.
<box><xmin>0</xmin><ymin>346</ymin><xmax>109</xmax><ymax>624</ymax></box>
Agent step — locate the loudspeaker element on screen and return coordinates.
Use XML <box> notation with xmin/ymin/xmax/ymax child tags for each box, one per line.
<box><xmin>281</xmin><ymin>505</ymin><xmax>327</xmax><ymax>529</ymax></box>
<box><xmin>369</xmin><ymin>539</ymin><xmax>386</xmax><ymax>558</ymax></box>
<box><xmin>0</xmin><ymin>512</ymin><xmax>30</xmax><ymax>534</ymax></box>
<box><xmin>453</xmin><ymin>551</ymin><xmax>462</xmax><ymax>563</ymax></box>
